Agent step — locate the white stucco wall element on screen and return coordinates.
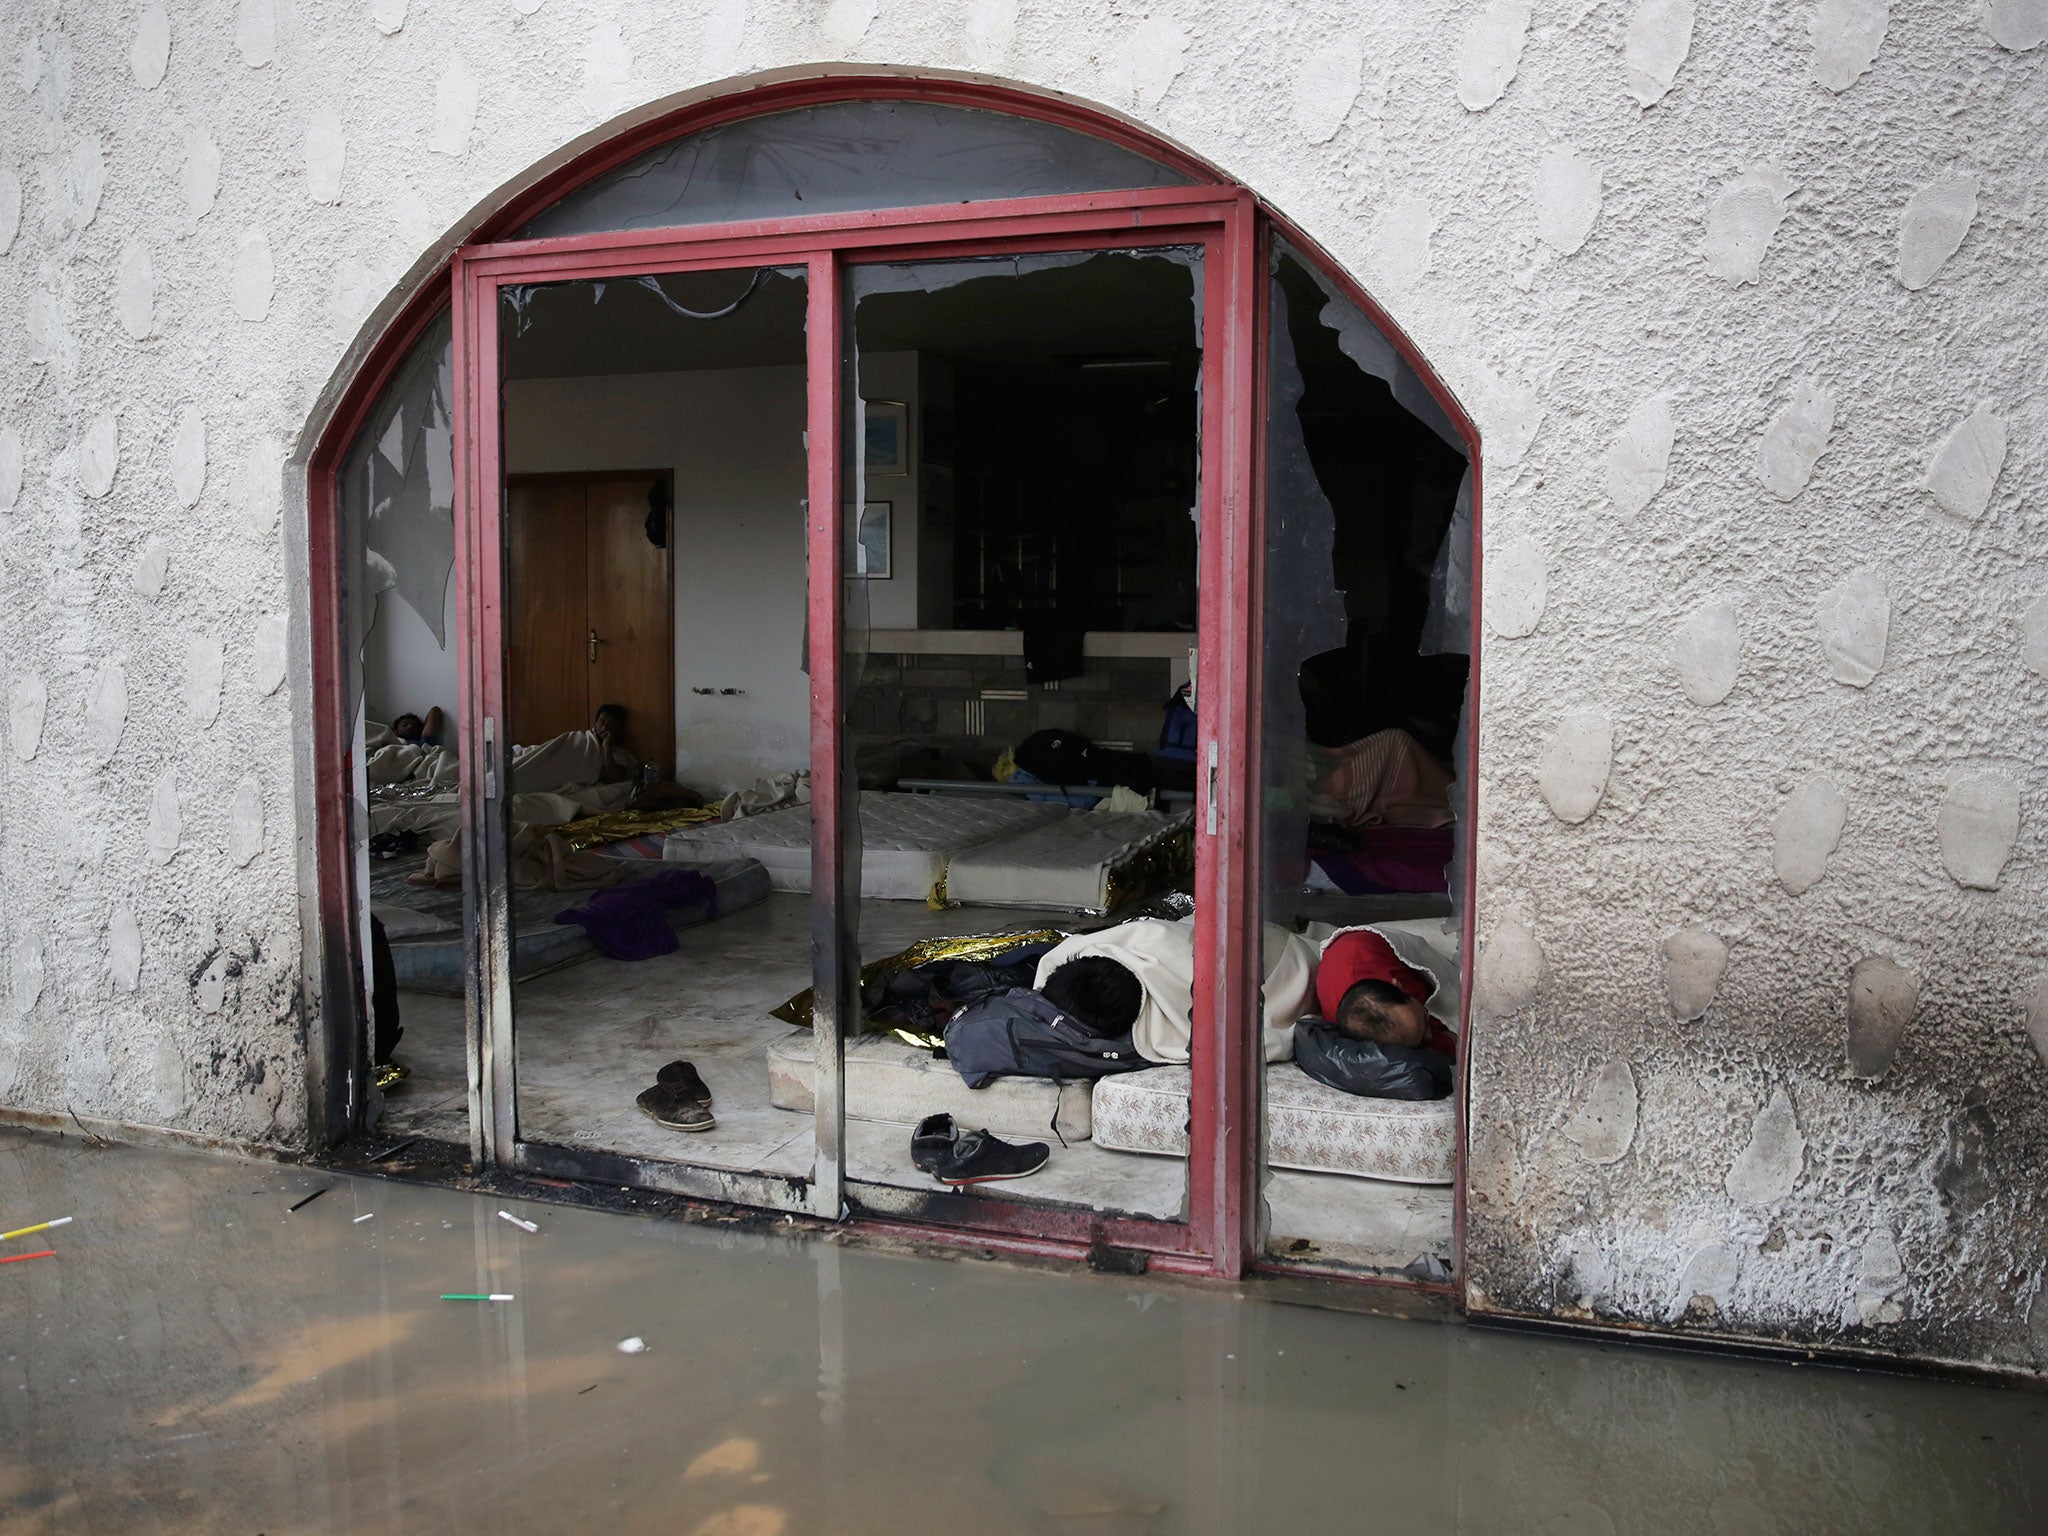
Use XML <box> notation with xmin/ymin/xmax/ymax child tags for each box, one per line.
<box><xmin>1</xmin><ymin>2</ymin><xmax>2042</xmax><ymax>1375</ymax></box>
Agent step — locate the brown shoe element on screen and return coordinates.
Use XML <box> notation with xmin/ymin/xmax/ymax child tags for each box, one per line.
<box><xmin>655</xmin><ymin>1060</ymin><xmax>713</xmax><ymax>1108</ymax></box>
<box><xmin>635</xmin><ymin>1082</ymin><xmax>715</xmax><ymax>1131</ymax></box>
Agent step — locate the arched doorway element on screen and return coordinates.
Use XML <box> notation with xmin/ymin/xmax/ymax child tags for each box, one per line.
<box><xmin>305</xmin><ymin>78</ymin><xmax>1479</xmax><ymax>1291</ymax></box>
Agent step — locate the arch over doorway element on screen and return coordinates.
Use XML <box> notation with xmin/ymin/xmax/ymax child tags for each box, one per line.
<box><xmin>303</xmin><ymin>72</ymin><xmax>1481</xmax><ymax>1292</ymax></box>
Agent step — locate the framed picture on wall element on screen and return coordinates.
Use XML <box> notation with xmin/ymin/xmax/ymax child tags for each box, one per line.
<box><xmin>846</xmin><ymin>502</ymin><xmax>893</xmax><ymax>578</ymax></box>
<box><xmin>864</xmin><ymin>400</ymin><xmax>908</xmax><ymax>474</ymax></box>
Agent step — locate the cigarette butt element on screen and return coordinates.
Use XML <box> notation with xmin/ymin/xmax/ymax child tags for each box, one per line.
<box><xmin>497</xmin><ymin>1210</ymin><xmax>539</xmax><ymax>1233</ymax></box>
<box><xmin>1</xmin><ymin>1217</ymin><xmax>73</xmax><ymax>1242</ymax></box>
<box><xmin>0</xmin><ymin>1250</ymin><xmax>56</xmax><ymax>1267</ymax></box>
<box><xmin>352</xmin><ymin>1213</ymin><xmax>375</xmax><ymax>1224</ymax></box>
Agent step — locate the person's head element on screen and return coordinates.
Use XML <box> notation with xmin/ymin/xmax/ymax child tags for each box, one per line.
<box><xmin>593</xmin><ymin>703</ymin><xmax>628</xmax><ymax>743</ymax></box>
<box><xmin>1040</xmin><ymin>957</ymin><xmax>1144</xmax><ymax>1038</ymax></box>
<box><xmin>1335</xmin><ymin>979</ymin><xmax>1431</xmax><ymax>1049</ymax></box>
<box><xmin>392</xmin><ymin>713</ymin><xmax>424</xmax><ymax>743</ymax></box>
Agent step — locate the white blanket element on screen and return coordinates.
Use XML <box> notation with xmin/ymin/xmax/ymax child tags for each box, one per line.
<box><xmin>365</xmin><ymin>726</ymin><xmax>636</xmax><ymax>840</ymax></box>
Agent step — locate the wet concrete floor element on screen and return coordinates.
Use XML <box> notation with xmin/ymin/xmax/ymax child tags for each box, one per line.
<box><xmin>1</xmin><ymin>1129</ymin><xmax>2042</xmax><ymax>1535</ymax></box>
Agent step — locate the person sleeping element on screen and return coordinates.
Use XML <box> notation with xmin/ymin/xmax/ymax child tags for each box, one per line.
<box><xmin>942</xmin><ymin>918</ymin><xmax>1320</xmax><ymax>1090</ymax></box>
<box><xmin>510</xmin><ymin>704</ymin><xmax>641</xmax><ymax>793</ymax></box>
<box><xmin>1292</xmin><ymin>927</ymin><xmax>1456</xmax><ymax>1101</ymax></box>
<box><xmin>391</xmin><ymin>706</ymin><xmax>447</xmax><ymax>747</ymax></box>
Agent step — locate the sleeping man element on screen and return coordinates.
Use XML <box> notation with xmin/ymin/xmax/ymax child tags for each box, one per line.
<box><xmin>391</xmin><ymin>706</ymin><xmax>447</xmax><ymax>747</ymax></box>
<box><xmin>941</xmin><ymin>916</ymin><xmax>1320</xmax><ymax>1088</ymax></box>
<box><xmin>1291</xmin><ymin>927</ymin><xmax>1457</xmax><ymax>1101</ymax></box>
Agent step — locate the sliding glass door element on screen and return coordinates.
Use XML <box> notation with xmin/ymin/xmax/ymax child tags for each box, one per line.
<box><xmin>449</xmin><ymin>194</ymin><xmax>1254</xmax><ymax>1258</ymax></box>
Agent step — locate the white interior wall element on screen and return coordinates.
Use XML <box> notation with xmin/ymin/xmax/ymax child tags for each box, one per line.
<box><xmin>504</xmin><ymin>365</ymin><xmax>806</xmax><ymax>794</ymax></box>
<box><xmin>363</xmin><ymin>576</ymin><xmax>458</xmax><ymax>729</ymax></box>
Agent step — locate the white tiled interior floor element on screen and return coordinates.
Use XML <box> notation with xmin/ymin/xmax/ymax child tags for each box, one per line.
<box><xmin>379</xmin><ymin>892</ymin><xmax>1452</xmax><ymax>1272</ymax></box>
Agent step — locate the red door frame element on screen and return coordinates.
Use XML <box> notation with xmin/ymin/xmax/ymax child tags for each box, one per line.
<box><xmin>453</xmin><ymin>190</ymin><xmax>1250</xmax><ymax>1268</ymax></box>
<box><xmin>304</xmin><ymin>75</ymin><xmax>1480</xmax><ymax>1293</ymax></box>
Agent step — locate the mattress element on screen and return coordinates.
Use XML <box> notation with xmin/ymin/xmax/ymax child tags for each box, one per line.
<box><xmin>766</xmin><ymin>1031</ymin><xmax>1093</xmax><ymax>1141</ymax></box>
<box><xmin>947</xmin><ymin>809</ymin><xmax>1193</xmax><ymax>914</ymax></box>
<box><xmin>1091</xmin><ymin>1063</ymin><xmax>1455</xmax><ymax>1184</ymax></box>
<box><xmin>661</xmin><ymin>792</ymin><xmax>1066</xmax><ymax>901</ymax></box>
<box><xmin>371</xmin><ymin>854</ymin><xmax>772</xmax><ymax>995</ymax></box>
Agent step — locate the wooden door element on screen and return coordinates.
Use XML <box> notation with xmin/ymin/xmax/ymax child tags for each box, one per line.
<box><xmin>505</xmin><ymin>472</ymin><xmax>674</xmax><ymax>774</ymax></box>
<box><xmin>586</xmin><ymin>474</ymin><xmax>675</xmax><ymax>777</ymax></box>
<box><xmin>506</xmin><ymin>478</ymin><xmax>589</xmax><ymax>749</ymax></box>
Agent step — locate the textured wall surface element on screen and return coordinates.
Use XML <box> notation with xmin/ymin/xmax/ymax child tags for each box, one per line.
<box><xmin>0</xmin><ymin>2</ymin><xmax>2041</xmax><ymax>1375</ymax></box>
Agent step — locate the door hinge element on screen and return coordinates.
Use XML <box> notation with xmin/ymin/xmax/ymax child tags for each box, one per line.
<box><xmin>1204</xmin><ymin>740</ymin><xmax>1219</xmax><ymax>836</ymax></box>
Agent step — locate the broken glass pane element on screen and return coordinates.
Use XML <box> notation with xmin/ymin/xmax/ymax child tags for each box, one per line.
<box><xmin>337</xmin><ymin>311</ymin><xmax>456</xmax><ymax>737</ymax></box>
<box><xmin>517</xmin><ymin>99</ymin><xmax>1194</xmax><ymax>241</ymax></box>
<box><xmin>1259</xmin><ymin>246</ymin><xmax>1470</xmax><ymax>1280</ymax></box>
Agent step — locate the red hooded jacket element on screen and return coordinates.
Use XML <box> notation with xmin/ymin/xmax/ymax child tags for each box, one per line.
<box><xmin>1315</xmin><ymin>929</ymin><xmax>1458</xmax><ymax>1059</ymax></box>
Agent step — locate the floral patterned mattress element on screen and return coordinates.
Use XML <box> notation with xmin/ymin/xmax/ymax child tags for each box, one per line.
<box><xmin>1090</xmin><ymin>1063</ymin><xmax>1455</xmax><ymax>1185</ymax></box>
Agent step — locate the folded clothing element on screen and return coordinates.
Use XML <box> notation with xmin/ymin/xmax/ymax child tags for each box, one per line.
<box><xmin>553</xmin><ymin>869</ymin><xmax>719</xmax><ymax>961</ymax></box>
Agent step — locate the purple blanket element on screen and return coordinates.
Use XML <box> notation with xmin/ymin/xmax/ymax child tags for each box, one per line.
<box><xmin>552</xmin><ymin>870</ymin><xmax>719</xmax><ymax>961</ymax></box>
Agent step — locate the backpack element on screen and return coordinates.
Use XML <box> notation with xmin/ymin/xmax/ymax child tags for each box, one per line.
<box><xmin>942</xmin><ymin>988</ymin><xmax>1149</xmax><ymax>1089</ymax></box>
<box><xmin>1157</xmin><ymin>686</ymin><xmax>1198</xmax><ymax>764</ymax></box>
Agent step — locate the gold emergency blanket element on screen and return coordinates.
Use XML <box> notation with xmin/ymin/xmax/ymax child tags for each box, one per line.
<box><xmin>550</xmin><ymin>805</ymin><xmax>721</xmax><ymax>854</ymax></box>
<box><xmin>1097</xmin><ymin>823</ymin><xmax>1195</xmax><ymax>914</ymax></box>
<box><xmin>770</xmin><ymin>928</ymin><xmax>1070</xmax><ymax>1043</ymax></box>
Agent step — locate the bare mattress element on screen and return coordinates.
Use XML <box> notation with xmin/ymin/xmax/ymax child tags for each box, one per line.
<box><xmin>661</xmin><ymin>792</ymin><xmax>1190</xmax><ymax>912</ymax></box>
<box><xmin>662</xmin><ymin>792</ymin><xmax>1064</xmax><ymax>901</ymax></box>
<box><xmin>947</xmin><ymin>808</ymin><xmax>1192</xmax><ymax>915</ymax></box>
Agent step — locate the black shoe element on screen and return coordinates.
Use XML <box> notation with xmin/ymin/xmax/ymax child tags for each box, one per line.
<box><xmin>933</xmin><ymin>1127</ymin><xmax>1049</xmax><ymax>1186</ymax></box>
<box><xmin>635</xmin><ymin>1082</ymin><xmax>715</xmax><ymax>1131</ymax></box>
<box><xmin>655</xmin><ymin>1060</ymin><xmax>713</xmax><ymax>1107</ymax></box>
<box><xmin>911</xmin><ymin>1113</ymin><xmax>957</xmax><ymax>1173</ymax></box>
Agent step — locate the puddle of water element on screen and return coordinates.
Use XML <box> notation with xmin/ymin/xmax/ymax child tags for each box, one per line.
<box><xmin>0</xmin><ymin>1131</ymin><xmax>2041</xmax><ymax>1535</ymax></box>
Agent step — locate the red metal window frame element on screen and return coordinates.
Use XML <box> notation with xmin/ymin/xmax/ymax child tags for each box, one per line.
<box><xmin>303</xmin><ymin>76</ymin><xmax>1481</xmax><ymax>1293</ymax></box>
